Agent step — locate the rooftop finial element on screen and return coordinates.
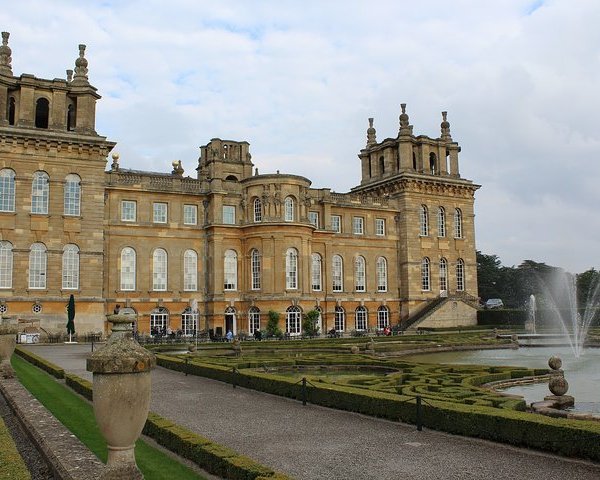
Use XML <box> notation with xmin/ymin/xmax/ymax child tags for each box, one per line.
<box><xmin>72</xmin><ymin>44</ymin><xmax>89</xmax><ymax>85</ymax></box>
<box><xmin>0</xmin><ymin>31</ymin><xmax>13</xmax><ymax>76</ymax></box>
<box><xmin>399</xmin><ymin>103</ymin><xmax>412</xmax><ymax>135</ymax></box>
<box><xmin>440</xmin><ymin>111</ymin><xmax>452</xmax><ymax>141</ymax></box>
<box><xmin>366</xmin><ymin>117</ymin><xmax>377</xmax><ymax>147</ymax></box>
<box><xmin>66</xmin><ymin>69</ymin><xmax>73</xmax><ymax>82</ymax></box>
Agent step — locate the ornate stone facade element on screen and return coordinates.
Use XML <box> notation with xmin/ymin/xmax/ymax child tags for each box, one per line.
<box><xmin>0</xmin><ymin>34</ymin><xmax>479</xmax><ymax>336</ymax></box>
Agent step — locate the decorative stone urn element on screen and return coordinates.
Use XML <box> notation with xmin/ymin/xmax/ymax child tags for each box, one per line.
<box><xmin>544</xmin><ymin>355</ymin><xmax>574</xmax><ymax>409</ymax></box>
<box><xmin>87</xmin><ymin>314</ymin><xmax>155</xmax><ymax>479</ymax></box>
<box><xmin>0</xmin><ymin>316</ymin><xmax>18</xmax><ymax>379</ymax></box>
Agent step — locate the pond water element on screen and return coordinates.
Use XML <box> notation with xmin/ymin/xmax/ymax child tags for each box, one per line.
<box><xmin>403</xmin><ymin>347</ymin><xmax>600</xmax><ymax>410</ymax></box>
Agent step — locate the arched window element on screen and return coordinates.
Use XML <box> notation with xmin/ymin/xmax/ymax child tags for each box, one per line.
<box><xmin>0</xmin><ymin>169</ymin><xmax>15</xmax><ymax>212</ymax></box>
<box><xmin>377</xmin><ymin>306</ymin><xmax>389</xmax><ymax>330</ymax></box>
<box><xmin>35</xmin><ymin>97</ymin><xmax>49</xmax><ymax>129</ymax></box>
<box><xmin>120</xmin><ymin>247</ymin><xmax>136</xmax><ymax>291</ymax></box>
<box><xmin>286</xmin><ymin>248</ymin><xmax>298</xmax><ymax>290</ymax></box>
<box><xmin>286</xmin><ymin>305</ymin><xmax>301</xmax><ymax>335</ymax></box>
<box><xmin>429</xmin><ymin>152</ymin><xmax>437</xmax><ymax>174</ymax></box>
<box><xmin>332</xmin><ymin>254</ymin><xmax>343</xmax><ymax>292</ymax></box>
<box><xmin>437</xmin><ymin>207</ymin><xmax>446</xmax><ymax>237</ymax></box>
<box><xmin>248</xmin><ymin>306</ymin><xmax>260</xmax><ymax>334</ymax></box>
<box><xmin>181</xmin><ymin>306</ymin><xmax>197</xmax><ymax>336</ymax></box>
<box><xmin>29</xmin><ymin>243</ymin><xmax>47</xmax><ymax>289</ymax></box>
<box><xmin>456</xmin><ymin>258</ymin><xmax>465</xmax><ymax>291</ymax></box>
<box><xmin>8</xmin><ymin>97</ymin><xmax>15</xmax><ymax>125</ymax></box>
<box><xmin>421</xmin><ymin>257</ymin><xmax>430</xmax><ymax>291</ymax></box>
<box><xmin>334</xmin><ymin>306</ymin><xmax>345</xmax><ymax>332</ymax></box>
<box><xmin>153</xmin><ymin>248</ymin><xmax>167</xmax><ymax>291</ymax></box>
<box><xmin>454</xmin><ymin>208</ymin><xmax>463</xmax><ymax>238</ymax></box>
<box><xmin>379</xmin><ymin>156</ymin><xmax>385</xmax><ymax>175</ymax></box>
<box><xmin>355</xmin><ymin>306</ymin><xmax>368</xmax><ymax>331</ymax></box>
<box><xmin>376</xmin><ymin>257</ymin><xmax>387</xmax><ymax>292</ymax></box>
<box><xmin>251</xmin><ymin>249</ymin><xmax>261</xmax><ymax>290</ymax></box>
<box><xmin>62</xmin><ymin>244</ymin><xmax>79</xmax><ymax>290</ymax></box>
<box><xmin>31</xmin><ymin>171</ymin><xmax>49</xmax><ymax>214</ymax></box>
<box><xmin>67</xmin><ymin>103</ymin><xmax>75</xmax><ymax>131</ymax></box>
<box><xmin>439</xmin><ymin>258</ymin><xmax>448</xmax><ymax>293</ymax></box>
<box><xmin>284</xmin><ymin>196</ymin><xmax>295</xmax><ymax>222</ymax></box>
<box><xmin>150</xmin><ymin>307</ymin><xmax>169</xmax><ymax>336</ymax></box>
<box><xmin>311</xmin><ymin>253</ymin><xmax>322</xmax><ymax>291</ymax></box>
<box><xmin>64</xmin><ymin>174</ymin><xmax>81</xmax><ymax>216</ymax></box>
<box><xmin>224</xmin><ymin>249</ymin><xmax>237</xmax><ymax>291</ymax></box>
<box><xmin>183</xmin><ymin>250</ymin><xmax>197</xmax><ymax>291</ymax></box>
<box><xmin>412</xmin><ymin>151</ymin><xmax>417</xmax><ymax>170</ymax></box>
<box><xmin>420</xmin><ymin>205</ymin><xmax>428</xmax><ymax>236</ymax></box>
<box><xmin>253</xmin><ymin>197</ymin><xmax>262</xmax><ymax>222</ymax></box>
<box><xmin>355</xmin><ymin>256</ymin><xmax>366</xmax><ymax>292</ymax></box>
<box><xmin>0</xmin><ymin>241</ymin><xmax>13</xmax><ymax>289</ymax></box>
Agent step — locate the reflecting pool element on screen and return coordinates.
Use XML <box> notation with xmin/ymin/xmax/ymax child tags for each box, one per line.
<box><xmin>403</xmin><ymin>347</ymin><xmax>600</xmax><ymax>410</ymax></box>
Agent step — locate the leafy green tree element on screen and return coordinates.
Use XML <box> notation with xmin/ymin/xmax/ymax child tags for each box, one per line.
<box><xmin>302</xmin><ymin>310</ymin><xmax>320</xmax><ymax>337</ymax></box>
<box><xmin>577</xmin><ymin>268</ymin><xmax>600</xmax><ymax>309</ymax></box>
<box><xmin>476</xmin><ymin>251</ymin><xmax>503</xmax><ymax>301</ymax></box>
<box><xmin>266</xmin><ymin>310</ymin><xmax>282</xmax><ymax>338</ymax></box>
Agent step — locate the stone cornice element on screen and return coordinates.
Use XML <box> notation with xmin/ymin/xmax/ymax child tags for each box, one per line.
<box><xmin>353</xmin><ymin>173</ymin><xmax>480</xmax><ymax>198</ymax></box>
<box><xmin>0</xmin><ymin>128</ymin><xmax>115</xmax><ymax>158</ymax></box>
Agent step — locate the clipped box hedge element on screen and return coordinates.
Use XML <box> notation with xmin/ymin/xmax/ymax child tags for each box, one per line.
<box><xmin>143</xmin><ymin>413</ymin><xmax>289</xmax><ymax>480</ymax></box>
<box><xmin>65</xmin><ymin>373</ymin><xmax>93</xmax><ymax>401</ymax></box>
<box><xmin>15</xmin><ymin>346</ymin><xmax>65</xmax><ymax>379</ymax></box>
<box><xmin>156</xmin><ymin>354</ymin><xmax>600</xmax><ymax>462</ymax></box>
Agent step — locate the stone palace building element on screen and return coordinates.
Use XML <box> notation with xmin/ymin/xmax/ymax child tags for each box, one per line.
<box><xmin>0</xmin><ymin>33</ymin><xmax>480</xmax><ymax>337</ymax></box>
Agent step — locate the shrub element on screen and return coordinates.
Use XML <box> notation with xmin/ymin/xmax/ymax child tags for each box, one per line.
<box><xmin>302</xmin><ymin>310</ymin><xmax>320</xmax><ymax>338</ymax></box>
<box><xmin>477</xmin><ymin>309</ymin><xmax>527</xmax><ymax>326</ymax></box>
<box><xmin>266</xmin><ymin>311</ymin><xmax>282</xmax><ymax>338</ymax></box>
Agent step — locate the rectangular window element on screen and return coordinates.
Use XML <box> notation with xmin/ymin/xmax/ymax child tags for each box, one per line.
<box><xmin>223</xmin><ymin>205</ymin><xmax>236</xmax><ymax>225</ymax></box>
<box><xmin>308</xmin><ymin>211</ymin><xmax>319</xmax><ymax>228</ymax></box>
<box><xmin>353</xmin><ymin>216</ymin><xmax>364</xmax><ymax>235</ymax></box>
<box><xmin>153</xmin><ymin>203</ymin><xmax>167</xmax><ymax>223</ymax></box>
<box><xmin>331</xmin><ymin>215</ymin><xmax>341</xmax><ymax>233</ymax></box>
<box><xmin>375</xmin><ymin>218</ymin><xmax>385</xmax><ymax>236</ymax></box>
<box><xmin>121</xmin><ymin>200</ymin><xmax>136</xmax><ymax>222</ymax></box>
<box><xmin>183</xmin><ymin>204</ymin><xmax>197</xmax><ymax>225</ymax></box>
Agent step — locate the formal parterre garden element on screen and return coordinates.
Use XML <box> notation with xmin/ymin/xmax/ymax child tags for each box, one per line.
<box><xmin>155</xmin><ymin>332</ymin><xmax>533</xmax><ymax>410</ymax></box>
<box><xmin>148</xmin><ymin>329</ymin><xmax>600</xmax><ymax>461</ymax></box>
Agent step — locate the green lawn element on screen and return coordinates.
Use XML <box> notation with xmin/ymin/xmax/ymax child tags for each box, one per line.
<box><xmin>11</xmin><ymin>354</ymin><xmax>207</xmax><ymax>480</ymax></box>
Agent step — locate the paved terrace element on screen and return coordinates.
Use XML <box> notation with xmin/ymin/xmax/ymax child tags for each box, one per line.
<box><xmin>24</xmin><ymin>344</ymin><xmax>600</xmax><ymax>480</ymax></box>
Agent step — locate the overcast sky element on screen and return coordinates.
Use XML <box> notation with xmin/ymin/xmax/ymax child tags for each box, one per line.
<box><xmin>2</xmin><ymin>1</ymin><xmax>599</xmax><ymax>273</ymax></box>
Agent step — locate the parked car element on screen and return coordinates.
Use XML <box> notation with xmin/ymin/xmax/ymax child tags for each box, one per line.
<box><xmin>484</xmin><ymin>298</ymin><xmax>504</xmax><ymax>309</ymax></box>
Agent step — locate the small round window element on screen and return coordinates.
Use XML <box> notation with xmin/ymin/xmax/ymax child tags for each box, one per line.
<box><xmin>0</xmin><ymin>304</ymin><xmax>7</xmax><ymax>314</ymax></box>
<box><xmin>32</xmin><ymin>303</ymin><xmax>42</xmax><ymax>314</ymax></box>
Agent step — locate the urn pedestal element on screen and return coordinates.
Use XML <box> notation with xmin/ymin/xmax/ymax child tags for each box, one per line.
<box><xmin>87</xmin><ymin>314</ymin><xmax>155</xmax><ymax>479</ymax></box>
<box><xmin>0</xmin><ymin>317</ymin><xmax>18</xmax><ymax>378</ymax></box>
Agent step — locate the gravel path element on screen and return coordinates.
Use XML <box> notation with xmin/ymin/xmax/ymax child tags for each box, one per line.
<box><xmin>0</xmin><ymin>389</ymin><xmax>55</xmax><ymax>479</ymax></box>
<box><xmin>27</xmin><ymin>344</ymin><xmax>600</xmax><ymax>480</ymax></box>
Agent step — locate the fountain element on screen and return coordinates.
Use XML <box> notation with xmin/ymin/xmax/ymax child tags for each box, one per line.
<box><xmin>533</xmin><ymin>270</ymin><xmax>600</xmax><ymax>358</ymax></box>
<box><xmin>525</xmin><ymin>294</ymin><xmax>537</xmax><ymax>334</ymax></box>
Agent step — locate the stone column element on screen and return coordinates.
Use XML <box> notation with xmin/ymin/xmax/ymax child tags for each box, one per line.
<box><xmin>87</xmin><ymin>314</ymin><xmax>155</xmax><ymax>479</ymax></box>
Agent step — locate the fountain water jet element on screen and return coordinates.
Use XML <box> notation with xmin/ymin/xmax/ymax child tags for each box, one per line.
<box><xmin>526</xmin><ymin>294</ymin><xmax>537</xmax><ymax>334</ymax></box>
<box><xmin>534</xmin><ymin>270</ymin><xmax>600</xmax><ymax>358</ymax></box>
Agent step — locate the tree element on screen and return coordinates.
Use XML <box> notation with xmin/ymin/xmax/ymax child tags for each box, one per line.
<box><xmin>577</xmin><ymin>268</ymin><xmax>600</xmax><ymax>309</ymax></box>
<box><xmin>476</xmin><ymin>251</ymin><xmax>503</xmax><ymax>301</ymax></box>
<box><xmin>266</xmin><ymin>310</ymin><xmax>282</xmax><ymax>338</ymax></box>
<box><xmin>302</xmin><ymin>310</ymin><xmax>320</xmax><ymax>337</ymax></box>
